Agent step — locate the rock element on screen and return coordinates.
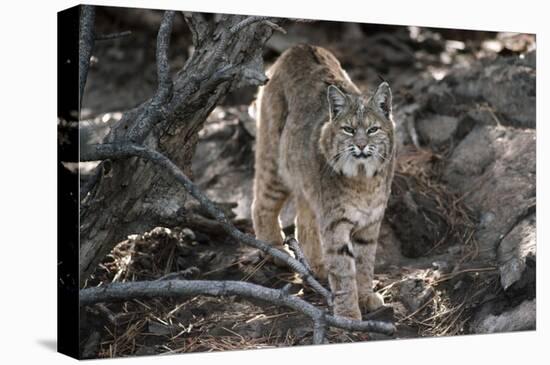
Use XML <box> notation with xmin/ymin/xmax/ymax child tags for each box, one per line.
<box><xmin>411</xmin><ymin>54</ymin><xmax>535</xmax><ymax>130</ymax></box>
<box><xmin>444</xmin><ymin>126</ymin><xmax>536</xmax><ymax>263</ymax></box>
<box><xmin>452</xmin><ymin>106</ymin><xmax>499</xmax><ymax>142</ymax></box>
<box><xmin>393</xmin><ymin>102</ymin><xmax>421</xmax><ymax>147</ymax></box>
<box><xmin>431</xmin><ymin>260</ymin><xmax>450</xmax><ymax>274</ymax></box>
<box><xmin>447</xmin><ymin>56</ymin><xmax>535</xmax><ymax>128</ymax></box>
<box><xmin>444</xmin><ymin>126</ymin><xmax>496</xmax><ymax>186</ymax></box>
<box><xmin>464</xmin><ymin>107</ymin><xmax>499</xmax><ymax>127</ymax></box>
<box><xmin>473</xmin><ymin>299</ymin><xmax>536</xmax><ymax>334</ymax></box>
<box><xmin>180</xmin><ymin>228</ymin><xmax>196</xmax><ymax>242</ymax></box>
<box><xmin>417</xmin><ymin>114</ymin><xmax>459</xmax><ymax>145</ymax></box>
<box><xmin>498</xmin><ymin>214</ymin><xmax>536</xmax><ymax>290</ymax></box>
<box><xmin>477</xmin><ymin>63</ymin><xmax>535</xmax><ymax>128</ymax></box>
<box><xmin>424</xmin><ymin>82</ymin><xmax>457</xmax><ymax>116</ymax></box>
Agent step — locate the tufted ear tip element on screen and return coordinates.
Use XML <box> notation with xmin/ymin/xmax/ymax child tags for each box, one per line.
<box><xmin>327</xmin><ymin>85</ymin><xmax>347</xmax><ymax>120</ymax></box>
<box><xmin>377</xmin><ymin>81</ymin><xmax>391</xmax><ymax>96</ymax></box>
<box><xmin>371</xmin><ymin>81</ymin><xmax>392</xmax><ymax>119</ymax></box>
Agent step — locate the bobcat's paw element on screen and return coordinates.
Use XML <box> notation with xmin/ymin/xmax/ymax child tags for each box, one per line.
<box><xmin>361</xmin><ymin>292</ymin><xmax>385</xmax><ymax>312</ymax></box>
<box><xmin>333</xmin><ymin>304</ymin><xmax>362</xmax><ymax>321</ymax></box>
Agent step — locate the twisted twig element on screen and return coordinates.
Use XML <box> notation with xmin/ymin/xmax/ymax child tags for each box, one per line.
<box><xmin>80</xmin><ymin>280</ymin><xmax>396</xmax><ymax>343</ymax></box>
<box><xmin>285</xmin><ymin>235</ymin><xmax>313</xmax><ymax>274</ymax></box>
<box><xmin>78</xmin><ymin>5</ymin><xmax>96</xmax><ymax>106</ymax></box>
<box><xmin>80</xmin><ymin>143</ymin><xmax>334</xmax><ymax>306</ymax></box>
<box><xmin>128</xmin><ymin>10</ymin><xmax>176</xmax><ymax>143</ymax></box>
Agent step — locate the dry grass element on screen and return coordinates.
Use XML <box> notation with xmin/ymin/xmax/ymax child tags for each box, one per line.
<box><xmin>394</xmin><ymin>270</ymin><xmax>500</xmax><ymax>337</ymax></box>
<box><xmin>85</xmin><ymin>227</ymin><xmax>328</xmax><ymax>358</ymax></box>
<box><xmin>393</xmin><ymin>145</ymin><xmax>479</xmax><ymax>262</ymax></box>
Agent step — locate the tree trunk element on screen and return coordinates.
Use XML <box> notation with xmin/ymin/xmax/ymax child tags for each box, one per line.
<box><xmin>79</xmin><ymin>13</ymin><xmax>278</xmax><ymax>286</ymax></box>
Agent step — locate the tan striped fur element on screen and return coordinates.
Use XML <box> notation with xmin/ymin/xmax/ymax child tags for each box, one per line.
<box><xmin>252</xmin><ymin>45</ymin><xmax>396</xmax><ymax>319</ymax></box>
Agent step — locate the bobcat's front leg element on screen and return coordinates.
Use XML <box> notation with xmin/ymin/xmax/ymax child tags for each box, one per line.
<box><xmin>321</xmin><ymin>217</ymin><xmax>361</xmax><ymax>320</ymax></box>
<box><xmin>353</xmin><ymin>223</ymin><xmax>385</xmax><ymax>312</ymax></box>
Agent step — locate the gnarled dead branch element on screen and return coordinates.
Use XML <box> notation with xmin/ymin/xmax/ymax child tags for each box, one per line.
<box><xmin>79</xmin><ymin>11</ymin><xmax>284</xmax><ymax>284</ymax></box>
<box><xmin>81</xmin><ymin>143</ymin><xmax>333</xmax><ymax>307</ymax></box>
<box><xmin>78</xmin><ymin>5</ymin><xmax>95</xmax><ymax>106</ymax></box>
<box><xmin>79</xmin><ymin>280</ymin><xmax>395</xmax><ymax>344</ymax></box>
<box><xmin>127</xmin><ymin>10</ymin><xmax>175</xmax><ymax>143</ymax></box>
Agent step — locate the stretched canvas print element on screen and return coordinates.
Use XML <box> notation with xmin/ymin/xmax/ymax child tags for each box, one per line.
<box><xmin>58</xmin><ymin>4</ymin><xmax>536</xmax><ymax>359</ymax></box>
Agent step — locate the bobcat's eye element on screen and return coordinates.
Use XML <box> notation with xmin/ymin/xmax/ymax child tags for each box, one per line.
<box><xmin>367</xmin><ymin>126</ymin><xmax>380</xmax><ymax>135</ymax></box>
<box><xmin>342</xmin><ymin>126</ymin><xmax>355</xmax><ymax>135</ymax></box>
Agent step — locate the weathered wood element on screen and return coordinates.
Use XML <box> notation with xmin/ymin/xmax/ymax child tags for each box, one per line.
<box><xmin>78</xmin><ymin>5</ymin><xmax>95</xmax><ymax>106</ymax></box>
<box><xmin>79</xmin><ymin>12</ymin><xmax>280</xmax><ymax>285</ymax></box>
<box><xmin>79</xmin><ymin>279</ymin><xmax>396</xmax><ymax>343</ymax></box>
<box><xmin>80</xmin><ymin>143</ymin><xmax>334</xmax><ymax>306</ymax></box>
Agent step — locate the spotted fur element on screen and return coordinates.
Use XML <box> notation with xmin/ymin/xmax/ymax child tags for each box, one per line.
<box><xmin>252</xmin><ymin>45</ymin><xmax>396</xmax><ymax>319</ymax></box>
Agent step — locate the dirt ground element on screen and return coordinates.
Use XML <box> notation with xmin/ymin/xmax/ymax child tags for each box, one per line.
<box><xmin>79</xmin><ymin>9</ymin><xmax>536</xmax><ymax>358</ymax></box>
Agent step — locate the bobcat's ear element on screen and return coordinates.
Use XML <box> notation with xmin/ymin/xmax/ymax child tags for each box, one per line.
<box><xmin>370</xmin><ymin>82</ymin><xmax>392</xmax><ymax>119</ymax></box>
<box><xmin>327</xmin><ymin>85</ymin><xmax>347</xmax><ymax>120</ymax></box>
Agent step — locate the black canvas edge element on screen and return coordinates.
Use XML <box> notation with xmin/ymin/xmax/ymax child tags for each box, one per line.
<box><xmin>57</xmin><ymin>4</ymin><xmax>81</xmax><ymax>360</ymax></box>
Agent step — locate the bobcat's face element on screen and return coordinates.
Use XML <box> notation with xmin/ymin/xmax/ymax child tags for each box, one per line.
<box><xmin>320</xmin><ymin>82</ymin><xmax>394</xmax><ymax>178</ymax></box>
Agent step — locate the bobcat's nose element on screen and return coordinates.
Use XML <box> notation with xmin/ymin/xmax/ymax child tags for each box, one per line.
<box><xmin>353</xmin><ymin>144</ymin><xmax>371</xmax><ymax>159</ymax></box>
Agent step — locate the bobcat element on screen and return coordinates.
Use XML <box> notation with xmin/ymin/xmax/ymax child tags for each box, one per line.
<box><xmin>252</xmin><ymin>44</ymin><xmax>395</xmax><ymax>319</ymax></box>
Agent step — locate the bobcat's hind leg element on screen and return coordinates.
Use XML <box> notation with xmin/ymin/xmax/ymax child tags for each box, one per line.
<box><xmin>295</xmin><ymin>196</ymin><xmax>326</xmax><ymax>280</ymax></box>
<box><xmin>252</xmin><ymin>169</ymin><xmax>290</xmax><ymax>251</ymax></box>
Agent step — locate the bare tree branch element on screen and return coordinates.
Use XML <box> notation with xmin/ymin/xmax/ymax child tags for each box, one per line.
<box><xmin>80</xmin><ymin>142</ymin><xmax>334</xmax><ymax>306</ymax></box>
<box><xmin>288</xmin><ymin>18</ymin><xmax>318</xmax><ymax>23</ymax></box>
<box><xmin>285</xmin><ymin>235</ymin><xmax>313</xmax><ymax>274</ymax></box>
<box><xmin>78</xmin><ymin>13</ymin><xmax>281</xmax><ymax>284</ymax></box>
<box><xmin>124</xmin><ymin>14</ymin><xmax>278</xmax><ymax>145</ymax></box>
<box><xmin>153</xmin><ymin>11</ymin><xmax>175</xmax><ymax>101</ymax></box>
<box><xmin>203</xmin><ymin>16</ymin><xmax>283</xmax><ymax>82</ymax></box>
<box><xmin>261</xmin><ymin>20</ymin><xmax>287</xmax><ymax>34</ymax></box>
<box><xmin>95</xmin><ymin>30</ymin><xmax>132</xmax><ymax>41</ymax></box>
<box><xmin>228</xmin><ymin>16</ymin><xmax>286</xmax><ymax>35</ymax></box>
<box><xmin>313</xmin><ymin>311</ymin><xmax>328</xmax><ymax>344</ymax></box>
<box><xmin>183</xmin><ymin>12</ymin><xmax>210</xmax><ymax>47</ymax></box>
<box><xmin>127</xmin><ymin>10</ymin><xmax>176</xmax><ymax>143</ymax></box>
<box><xmin>79</xmin><ymin>5</ymin><xmax>96</xmax><ymax>107</ymax></box>
<box><xmin>79</xmin><ymin>280</ymin><xmax>396</xmax><ymax>343</ymax></box>
<box><xmin>229</xmin><ymin>16</ymin><xmax>273</xmax><ymax>34</ymax></box>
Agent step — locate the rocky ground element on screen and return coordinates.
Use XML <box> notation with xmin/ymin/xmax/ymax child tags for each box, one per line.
<box><xmin>80</xmin><ymin>9</ymin><xmax>536</xmax><ymax>358</ymax></box>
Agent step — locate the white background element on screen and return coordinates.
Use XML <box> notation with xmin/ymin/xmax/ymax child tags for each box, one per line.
<box><xmin>0</xmin><ymin>0</ymin><xmax>546</xmax><ymax>363</ymax></box>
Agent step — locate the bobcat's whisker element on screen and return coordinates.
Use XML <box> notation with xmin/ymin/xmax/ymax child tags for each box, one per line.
<box><xmin>370</xmin><ymin>149</ymin><xmax>389</xmax><ymax>162</ymax></box>
<box><xmin>322</xmin><ymin>146</ymin><xmax>354</xmax><ymax>175</ymax></box>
